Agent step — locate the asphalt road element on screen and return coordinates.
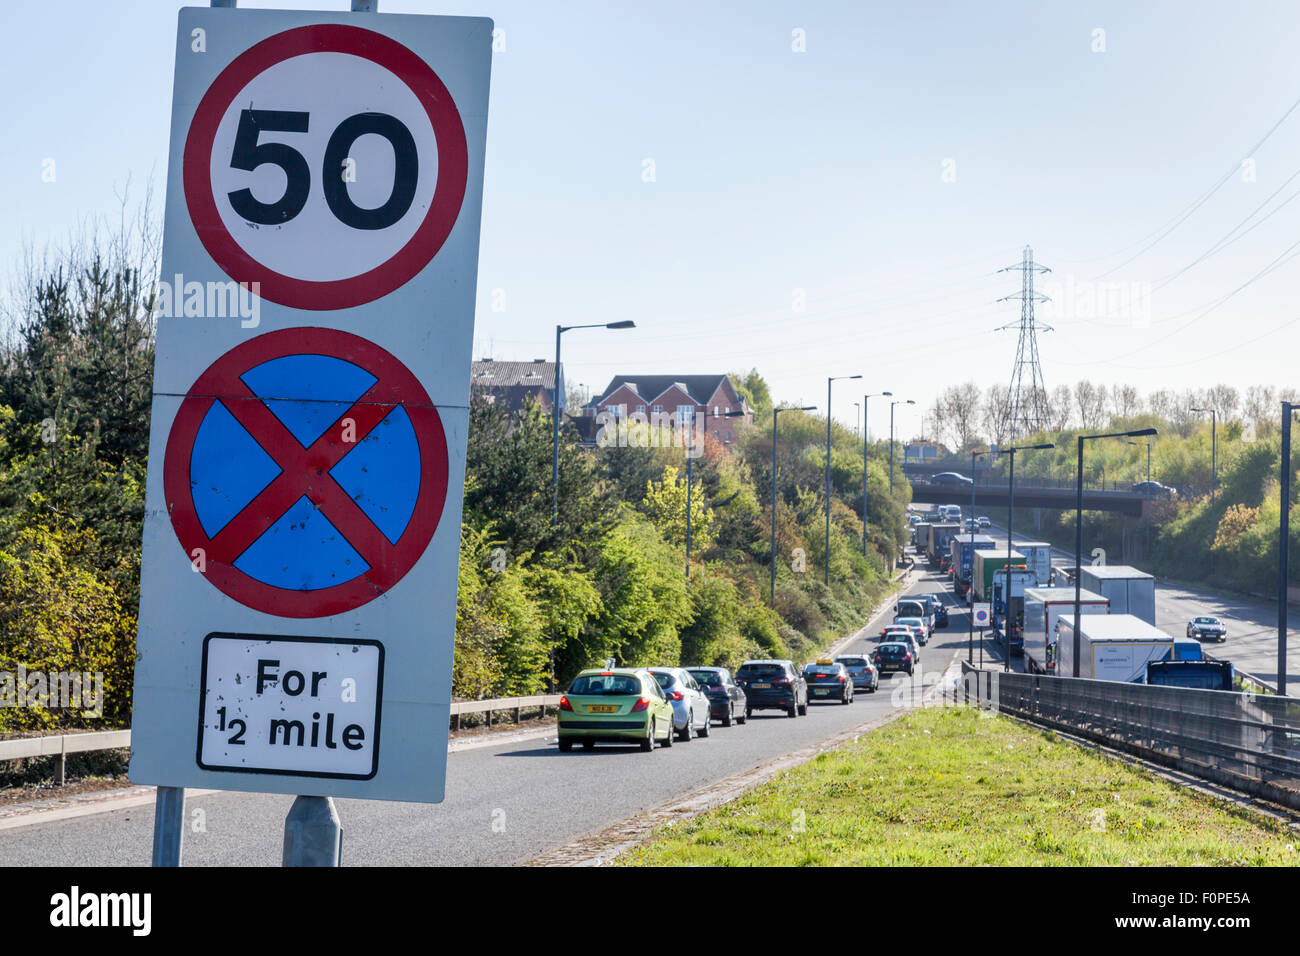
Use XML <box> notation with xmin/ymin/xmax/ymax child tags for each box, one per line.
<box><xmin>0</xmin><ymin>568</ymin><xmax>966</xmax><ymax>866</ymax></box>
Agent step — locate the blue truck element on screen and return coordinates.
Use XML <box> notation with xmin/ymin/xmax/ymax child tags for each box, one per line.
<box><xmin>950</xmin><ymin>533</ymin><xmax>996</xmax><ymax>598</ymax></box>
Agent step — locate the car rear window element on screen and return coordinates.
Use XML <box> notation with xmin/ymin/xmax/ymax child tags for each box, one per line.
<box><xmin>805</xmin><ymin>666</ymin><xmax>839</xmax><ymax>676</ymax></box>
<box><xmin>737</xmin><ymin>664</ymin><xmax>785</xmax><ymax>678</ymax></box>
<box><xmin>878</xmin><ymin>644</ymin><xmax>907</xmax><ymax>655</ymax></box>
<box><xmin>650</xmin><ymin>671</ymin><xmax>677</xmax><ymax>688</ymax></box>
<box><xmin>569</xmin><ymin>674</ymin><xmax>642</xmax><ymax>695</ymax></box>
<box><xmin>837</xmin><ymin>657</ymin><xmax>866</xmax><ymax>666</ymax></box>
<box><xmin>689</xmin><ymin>670</ymin><xmax>723</xmax><ymax>687</ymax></box>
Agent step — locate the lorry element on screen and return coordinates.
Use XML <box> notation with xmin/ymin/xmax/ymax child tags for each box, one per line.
<box><xmin>1022</xmin><ymin>586</ymin><xmax>1108</xmax><ymax>674</ymax></box>
<box><xmin>1077</xmin><ymin>565</ymin><xmax>1156</xmax><ymax>625</ymax></box>
<box><xmin>991</xmin><ymin>567</ymin><xmax>1039</xmax><ymax>656</ymax></box>
<box><xmin>973</xmin><ymin>550</ymin><xmax>1024</xmax><ymax>603</ymax></box>
<box><xmin>950</xmin><ymin>533</ymin><xmax>997</xmax><ymax>597</ymax></box>
<box><xmin>925</xmin><ymin>522</ymin><xmax>961</xmax><ymax>565</ymax></box>
<box><xmin>1013</xmin><ymin>541</ymin><xmax>1053</xmax><ymax>587</ymax></box>
<box><xmin>911</xmin><ymin>521</ymin><xmax>931</xmax><ymax>551</ymax></box>
<box><xmin>1056</xmin><ymin>614</ymin><xmax>1176</xmax><ymax>683</ymax></box>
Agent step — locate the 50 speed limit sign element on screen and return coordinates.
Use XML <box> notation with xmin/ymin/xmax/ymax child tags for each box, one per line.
<box><xmin>131</xmin><ymin>8</ymin><xmax>490</xmax><ymax>804</ymax></box>
<box><xmin>184</xmin><ymin>21</ymin><xmax>469</xmax><ymax>310</ymax></box>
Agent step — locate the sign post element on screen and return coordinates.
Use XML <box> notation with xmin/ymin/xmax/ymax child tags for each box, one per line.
<box><xmin>131</xmin><ymin>5</ymin><xmax>492</xmax><ymax>865</ymax></box>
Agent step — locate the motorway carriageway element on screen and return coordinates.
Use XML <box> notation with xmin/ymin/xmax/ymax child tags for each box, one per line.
<box><xmin>965</xmin><ymin>518</ymin><xmax>1299</xmax><ymax>687</ymax></box>
<box><xmin>0</xmin><ymin>568</ymin><xmax>966</xmax><ymax>866</ymax></box>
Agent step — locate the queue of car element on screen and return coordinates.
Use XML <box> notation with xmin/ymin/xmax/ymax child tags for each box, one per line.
<box><xmin>557</xmin><ymin>651</ymin><xmax>895</xmax><ymax>752</ymax></box>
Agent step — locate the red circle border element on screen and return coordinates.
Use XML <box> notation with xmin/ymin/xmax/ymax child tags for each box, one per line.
<box><xmin>163</xmin><ymin>328</ymin><xmax>450</xmax><ymax>618</ymax></box>
<box><xmin>182</xmin><ymin>24</ymin><xmax>469</xmax><ymax>311</ymax></box>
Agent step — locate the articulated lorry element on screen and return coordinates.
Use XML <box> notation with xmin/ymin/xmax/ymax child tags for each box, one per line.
<box><xmin>992</xmin><ymin>567</ymin><xmax>1039</xmax><ymax>656</ymax></box>
<box><xmin>1013</xmin><ymin>541</ymin><xmax>1053</xmax><ymax>587</ymax></box>
<box><xmin>973</xmin><ymin>550</ymin><xmax>1024</xmax><ymax>603</ymax></box>
<box><xmin>925</xmin><ymin>522</ymin><xmax>961</xmax><ymax>566</ymax></box>
<box><xmin>1021</xmin><ymin>586</ymin><xmax>1108</xmax><ymax>674</ymax></box>
<box><xmin>1056</xmin><ymin>614</ymin><xmax>1176</xmax><ymax>683</ymax></box>
<box><xmin>950</xmin><ymin>534</ymin><xmax>997</xmax><ymax>598</ymax></box>
<box><xmin>1077</xmin><ymin>565</ymin><xmax>1156</xmax><ymax>625</ymax></box>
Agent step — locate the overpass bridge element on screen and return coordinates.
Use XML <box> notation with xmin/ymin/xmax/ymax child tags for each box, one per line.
<box><xmin>908</xmin><ymin>477</ymin><xmax>1154</xmax><ymax>517</ymax></box>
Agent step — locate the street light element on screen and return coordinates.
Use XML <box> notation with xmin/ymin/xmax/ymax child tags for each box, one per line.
<box><xmin>826</xmin><ymin>375</ymin><xmax>862</xmax><ymax>585</ymax></box>
<box><xmin>552</xmin><ymin>321</ymin><xmax>635</xmax><ymax>527</ymax></box>
<box><xmin>889</xmin><ymin>399</ymin><xmax>915</xmax><ymax>494</ymax></box>
<box><xmin>862</xmin><ymin>391</ymin><xmax>892</xmax><ymax>556</ymax></box>
<box><xmin>686</xmin><ymin>406</ymin><xmax>745</xmax><ymax>577</ymax></box>
<box><xmin>1190</xmin><ymin>407</ymin><xmax>1217</xmax><ymax>572</ymax></box>
<box><xmin>1130</xmin><ymin>438</ymin><xmax>1154</xmax><ymax>559</ymax></box>
<box><xmin>1073</xmin><ymin>427</ymin><xmax>1158</xmax><ymax>676</ymax></box>
<box><xmin>1000</xmin><ymin>441</ymin><xmax>1054</xmax><ymax>671</ymax></box>
<box><xmin>1278</xmin><ymin>402</ymin><xmax>1300</xmax><ymax>694</ymax></box>
<box><xmin>967</xmin><ymin>449</ymin><xmax>988</xmax><ymax>666</ymax></box>
<box><xmin>772</xmin><ymin>404</ymin><xmax>817</xmax><ymax>605</ymax></box>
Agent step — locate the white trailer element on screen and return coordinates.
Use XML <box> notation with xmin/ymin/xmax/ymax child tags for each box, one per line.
<box><xmin>1014</xmin><ymin>541</ymin><xmax>1053</xmax><ymax>587</ymax></box>
<box><xmin>1022</xmin><ymin>586</ymin><xmax>1108</xmax><ymax>674</ymax></box>
<box><xmin>1056</xmin><ymin>614</ymin><xmax>1175</xmax><ymax>683</ymax></box>
<box><xmin>1077</xmin><ymin>565</ymin><xmax>1156</xmax><ymax>625</ymax></box>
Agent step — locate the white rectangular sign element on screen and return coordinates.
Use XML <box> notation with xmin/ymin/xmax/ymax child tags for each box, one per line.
<box><xmin>198</xmin><ymin>634</ymin><xmax>383</xmax><ymax>779</ymax></box>
<box><xmin>129</xmin><ymin>6</ymin><xmax>492</xmax><ymax>803</ymax></box>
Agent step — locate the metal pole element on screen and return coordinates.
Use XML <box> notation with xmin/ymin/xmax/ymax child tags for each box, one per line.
<box><xmin>1281</xmin><ymin>403</ymin><xmax>1293</xmax><ymax>695</ymax></box>
<box><xmin>1073</xmin><ymin>436</ymin><xmax>1084</xmax><ymax>677</ymax></box>
<box><xmin>825</xmin><ymin>378</ymin><xmax>832</xmax><ymax>586</ymax></box>
<box><xmin>889</xmin><ymin>404</ymin><xmax>896</xmax><ymax>495</ymax></box>
<box><xmin>1210</xmin><ymin>410</ymin><xmax>1217</xmax><ymax>574</ymax></box>
<box><xmin>551</xmin><ymin>325</ymin><xmax>562</xmax><ymax>528</ymax></box>
<box><xmin>771</xmin><ymin>409</ymin><xmax>779</xmax><ymax>606</ymax></box>
<box><xmin>351</xmin><ymin>0</ymin><xmax>378</xmax><ymax>10</ymax></box>
<box><xmin>862</xmin><ymin>395</ymin><xmax>869</xmax><ymax>556</ymax></box>
<box><xmin>283</xmin><ymin>795</ymin><xmax>343</xmax><ymax>866</ymax></box>
<box><xmin>969</xmin><ymin>451</ymin><xmax>977</xmax><ymax>665</ymax></box>
<box><xmin>686</xmin><ymin>408</ymin><xmax>697</xmax><ymax>578</ymax></box>
<box><xmin>1006</xmin><ymin>449</ymin><xmax>1014</xmax><ymax>672</ymax></box>
<box><xmin>210</xmin><ymin>0</ymin><xmax>235</xmax><ymax>6</ymax></box>
<box><xmin>151</xmin><ymin>786</ymin><xmax>185</xmax><ymax>867</ymax></box>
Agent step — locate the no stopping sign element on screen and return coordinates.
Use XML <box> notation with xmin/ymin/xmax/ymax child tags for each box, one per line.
<box><xmin>182</xmin><ymin>23</ymin><xmax>468</xmax><ymax>310</ymax></box>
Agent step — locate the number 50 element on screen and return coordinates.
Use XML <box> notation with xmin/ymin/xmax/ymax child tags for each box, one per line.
<box><xmin>227</xmin><ymin>108</ymin><xmax>418</xmax><ymax>230</ymax></box>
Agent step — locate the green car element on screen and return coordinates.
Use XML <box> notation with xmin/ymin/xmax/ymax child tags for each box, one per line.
<box><xmin>558</xmin><ymin>668</ymin><xmax>675</xmax><ymax>752</ymax></box>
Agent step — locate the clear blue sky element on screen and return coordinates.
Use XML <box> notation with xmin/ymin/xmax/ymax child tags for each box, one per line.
<box><xmin>5</xmin><ymin>0</ymin><xmax>1300</xmax><ymax>439</ymax></box>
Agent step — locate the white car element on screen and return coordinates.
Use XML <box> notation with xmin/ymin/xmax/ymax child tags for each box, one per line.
<box><xmin>894</xmin><ymin>616</ymin><xmax>930</xmax><ymax>644</ymax></box>
<box><xmin>648</xmin><ymin>668</ymin><xmax>712</xmax><ymax>741</ymax></box>
<box><xmin>977</xmin><ymin>516</ymin><xmax>991</xmax><ymax>529</ymax></box>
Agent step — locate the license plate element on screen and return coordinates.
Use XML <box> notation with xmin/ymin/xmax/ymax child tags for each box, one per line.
<box><xmin>814</xmin><ymin>689</ymin><xmax>829</xmax><ymax>695</ymax></box>
<box><xmin>753</xmin><ymin>682</ymin><xmax>771</xmax><ymax>689</ymax></box>
<box><xmin>587</xmin><ymin>704</ymin><xmax>617</xmax><ymax>713</ymax></box>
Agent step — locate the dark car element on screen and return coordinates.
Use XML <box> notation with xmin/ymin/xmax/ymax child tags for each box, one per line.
<box><xmin>922</xmin><ymin>593</ymin><xmax>949</xmax><ymax>627</ymax></box>
<box><xmin>1186</xmin><ymin>616</ymin><xmax>1227</xmax><ymax>642</ymax></box>
<box><xmin>834</xmin><ymin>654</ymin><xmax>879</xmax><ymax>693</ymax></box>
<box><xmin>687</xmin><ymin>666</ymin><xmax>748</xmax><ymax>726</ymax></box>
<box><xmin>931</xmin><ymin>472</ymin><xmax>974</xmax><ymax>489</ymax></box>
<box><xmin>802</xmin><ymin>660</ymin><xmax>854</xmax><ymax>705</ymax></box>
<box><xmin>872</xmin><ymin>641</ymin><xmax>915</xmax><ymax>676</ymax></box>
<box><xmin>1132</xmin><ymin>480</ymin><xmax>1176</xmax><ymax>499</ymax></box>
<box><xmin>734</xmin><ymin>660</ymin><xmax>808</xmax><ymax>718</ymax></box>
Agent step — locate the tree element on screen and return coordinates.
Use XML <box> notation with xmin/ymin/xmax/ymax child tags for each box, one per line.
<box><xmin>934</xmin><ymin>382</ymin><xmax>983</xmax><ymax>450</ymax></box>
<box><xmin>641</xmin><ymin>464</ymin><xmax>714</xmax><ymax>552</ymax></box>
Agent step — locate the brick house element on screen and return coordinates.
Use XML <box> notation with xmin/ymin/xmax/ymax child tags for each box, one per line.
<box><xmin>585</xmin><ymin>374</ymin><xmax>753</xmax><ymax>444</ymax></box>
<box><xmin>469</xmin><ymin>359</ymin><xmax>562</xmax><ymax>414</ymax></box>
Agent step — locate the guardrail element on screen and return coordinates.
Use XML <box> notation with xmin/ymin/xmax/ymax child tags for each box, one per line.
<box><xmin>0</xmin><ymin>730</ymin><xmax>131</xmax><ymax>785</ymax></box>
<box><xmin>962</xmin><ymin>664</ymin><xmax>1300</xmax><ymax>811</ymax></box>
<box><xmin>450</xmin><ymin>695</ymin><xmax>561</xmax><ymax>730</ymax></box>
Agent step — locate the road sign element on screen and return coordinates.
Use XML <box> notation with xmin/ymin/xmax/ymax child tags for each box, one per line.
<box><xmin>163</xmin><ymin>328</ymin><xmax>449</xmax><ymax>618</ymax></box>
<box><xmin>130</xmin><ymin>7</ymin><xmax>492</xmax><ymax>804</ymax></box>
<box><xmin>973</xmin><ymin>603</ymin><xmax>992</xmax><ymax>628</ymax></box>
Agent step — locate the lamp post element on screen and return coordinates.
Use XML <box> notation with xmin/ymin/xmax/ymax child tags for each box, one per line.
<box><xmin>968</xmin><ymin>449</ymin><xmax>987</xmax><ymax>665</ymax></box>
<box><xmin>1073</xmin><ymin>427</ymin><xmax>1158</xmax><ymax>675</ymax></box>
<box><xmin>1190</xmin><ymin>407</ymin><xmax>1217</xmax><ymax>572</ymax></box>
<box><xmin>1130</xmin><ymin>439</ymin><xmax>1153</xmax><ymax>559</ymax></box>
<box><xmin>853</xmin><ymin>403</ymin><xmax>860</xmax><ymax>438</ymax></box>
<box><xmin>772</xmin><ymin>405</ymin><xmax>817</xmax><ymax>605</ymax></box>
<box><xmin>889</xmin><ymin>399</ymin><xmax>915</xmax><ymax>494</ymax></box>
<box><xmin>1000</xmin><ymin>442</ymin><xmax>1054</xmax><ymax>671</ymax></box>
<box><xmin>552</xmin><ymin>321</ymin><xmax>635</xmax><ymax>527</ymax></box>
<box><xmin>826</xmin><ymin>375</ymin><xmax>862</xmax><ymax>585</ymax></box>
<box><xmin>687</xmin><ymin>407</ymin><xmax>745</xmax><ymax>577</ymax></box>
<box><xmin>862</xmin><ymin>391</ymin><xmax>892</xmax><ymax>556</ymax></box>
<box><xmin>1279</xmin><ymin>403</ymin><xmax>1300</xmax><ymax>694</ymax></box>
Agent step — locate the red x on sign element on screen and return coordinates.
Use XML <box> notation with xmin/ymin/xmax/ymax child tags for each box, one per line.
<box><xmin>164</xmin><ymin>328</ymin><xmax>449</xmax><ymax>618</ymax></box>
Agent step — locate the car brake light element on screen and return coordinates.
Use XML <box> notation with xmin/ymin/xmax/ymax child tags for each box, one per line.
<box><xmin>560</xmin><ymin>696</ymin><xmax>573</xmax><ymax>712</ymax></box>
<box><xmin>903</xmin><ymin>653</ymin><xmax>912</xmax><ymax>661</ymax></box>
<box><xmin>631</xmin><ymin>697</ymin><xmax>650</xmax><ymax>712</ymax></box>
<box><xmin>774</xmin><ymin>678</ymin><xmax>790</xmax><ymax>686</ymax></box>
<box><xmin>670</xmin><ymin>691</ymin><xmax>684</xmax><ymax>701</ymax></box>
<box><xmin>838</xmin><ymin>675</ymin><xmax>846</xmax><ymax>683</ymax></box>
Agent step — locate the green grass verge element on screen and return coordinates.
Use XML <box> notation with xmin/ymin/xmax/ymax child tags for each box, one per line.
<box><xmin>618</xmin><ymin>706</ymin><xmax>1299</xmax><ymax>866</ymax></box>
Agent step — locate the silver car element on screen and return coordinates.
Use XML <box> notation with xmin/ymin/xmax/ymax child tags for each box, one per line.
<box><xmin>648</xmin><ymin>668</ymin><xmax>712</xmax><ymax>741</ymax></box>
